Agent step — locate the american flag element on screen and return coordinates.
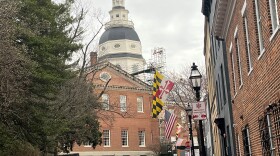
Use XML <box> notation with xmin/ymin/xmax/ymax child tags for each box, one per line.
<box><xmin>164</xmin><ymin>110</ymin><xmax>177</xmax><ymax>139</ymax></box>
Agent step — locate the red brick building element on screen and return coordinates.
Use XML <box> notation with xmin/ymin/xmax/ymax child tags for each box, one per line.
<box><xmin>213</xmin><ymin>0</ymin><xmax>280</xmax><ymax>155</ymax></box>
<box><xmin>73</xmin><ymin>61</ymin><xmax>159</xmax><ymax>155</ymax></box>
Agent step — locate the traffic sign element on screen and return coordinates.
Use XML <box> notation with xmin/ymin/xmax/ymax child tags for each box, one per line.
<box><xmin>192</xmin><ymin>101</ymin><xmax>207</xmax><ymax>120</ymax></box>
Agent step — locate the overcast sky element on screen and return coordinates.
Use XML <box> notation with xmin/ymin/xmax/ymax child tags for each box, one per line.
<box><xmin>78</xmin><ymin>0</ymin><xmax>205</xmax><ymax>72</ymax></box>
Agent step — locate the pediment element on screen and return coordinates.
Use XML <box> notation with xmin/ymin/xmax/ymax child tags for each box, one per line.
<box><xmin>86</xmin><ymin>62</ymin><xmax>151</xmax><ymax>91</ymax></box>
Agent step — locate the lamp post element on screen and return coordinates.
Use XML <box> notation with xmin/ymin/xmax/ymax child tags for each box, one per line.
<box><xmin>186</xmin><ymin>104</ymin><xmax>195</xmax><ymax>156</ymax></box>
<box><xmin>189</xmin><ymin>63</ymin><xmax>206</xmax><ymax>156</ymax></box>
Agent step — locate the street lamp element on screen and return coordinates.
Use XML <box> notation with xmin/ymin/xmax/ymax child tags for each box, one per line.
<box><xmin>186</xmin><ymin>103</ymin><xmax>195</xmax><ymax>156</ymax></box>
<box><xmin>189</xmin><ymin>63</ymin><xmax>206</xmax><ymax>156</ymax></box>
<box><xmin>189</xmin><ymin>63</ymin><xmax>202</xmax><ymax>101</ymax></box>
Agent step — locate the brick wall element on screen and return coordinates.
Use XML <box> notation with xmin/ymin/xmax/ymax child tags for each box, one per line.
<box><xmin>225</xmin><ymin>0</ymin><xmax>280</xmax><ymax>155</ymax></box>
<box><xmin>73</xmin><ymin>65</ymin><xmax>160</xmax><ymax>154</ymax></box>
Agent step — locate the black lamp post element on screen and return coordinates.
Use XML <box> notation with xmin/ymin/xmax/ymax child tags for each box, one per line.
<box><xmin>186</xmin><ymin>104</ymin><xmax>195</xmax><ymax>156</ymax></box>
<box><xmin>189</xmin><ymin>63</ymin><xmax>206</xmax><ymax>156</ymax></box>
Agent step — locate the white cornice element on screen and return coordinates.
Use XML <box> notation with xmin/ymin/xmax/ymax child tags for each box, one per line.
<box><xmin>86</xmin><ymin>62</ymin><xmax>151</xmax><ymax>89</ymax></box>
<box><xmin>213</xmin><ymin>0</ymin><xmax>236</xmax><ymax>39</ymax></box>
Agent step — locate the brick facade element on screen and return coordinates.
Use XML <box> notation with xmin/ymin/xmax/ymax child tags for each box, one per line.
<box><xmin>224</xmin><ymin>0</ymin><xmax>280</xmax><ymax>155</ymax></box>
<box><xmin>203</xmin><ymin>0</ymin><xmax>280</xmax><ymax>155</ymax></box>
<box><xmin>73</xmin><ymin>63</ymin><xmax>160</xmax><ymax>156</ymax></box>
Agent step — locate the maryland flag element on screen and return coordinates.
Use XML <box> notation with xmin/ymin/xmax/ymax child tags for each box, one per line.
<box><xmin>176</xmin><ymin>123</ymin><xmax>183</xmax><ymax>137</ymax></box>
<box><xmin>152</xmin><ymin>71</ymin><xmax>174</xmax><ymax>118</ymax></box>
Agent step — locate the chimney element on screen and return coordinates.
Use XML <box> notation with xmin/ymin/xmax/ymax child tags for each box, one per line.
<box><xmin>90</xmin><ymin>52</ymin><xmax>97</xmax><ymax>66</ymax></box>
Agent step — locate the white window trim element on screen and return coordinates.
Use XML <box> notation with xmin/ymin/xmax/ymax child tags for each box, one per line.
<box><xmin>229</xmin><ymin>42</ymin><xmax>237</xmax><ymax>96</ymax></box>
<box><xmin>120</xmin><ymin>95</ymin><xmax>127</xmax><ymax>112</ymax></box>
<box><xmin>248</xmin><ymin>68</ymin><xmax>253</xmax><ymax>76</ymax></box>
<box><xmin>121</xmin><ymin>130</ymin><xmax>129</xmax><ymax>147</ymax></box>
<box><xmin>266</xmin><ymin>114</ymin><xmax>275</xmax><ymax>154</ymax></box>
<box><xmin>241</xmin><ymin>0</ymin><xmax>247</xmax><ymax>16</ymax></box>
<box><xmin>269</xmin><ymin>0</ymin><xmax>279</xmax><ymax>32</ymax></box>
<box><xmin>137</xmin><ymin>97</ymin><xmax>144</xmax><ymax>112</ymax></box>
<box><xmin>102</xmin><ymin>94</ymin><xmax>110</xmax><ymax>110</ymax></box>
<box><xmin>103</xmin><ymin>130</ymin><xmax>110</xmax><ymax>147</ymax></box>
<box><xmin>235</xmin><ymin>35</ymin><xmax>243</xmax><ymax>87</ymax></box>
<box><xmin>139</xmin><ymin>131</ymin><xmax>146</xmax><ymax>147</ymax></box>
<box><xmin>257</xmin><ymin>48</ymin><xmax>266</xmax><ymax>60</ymax></box>
<box><xmin>269</xmin><ymin>26</ymin><xmax>279</xmax><ymax>41</ymax></box>
<box><xmin>243</xmin><ymin>14</ymin><xmax>253</xmax><ymax>73</ymax></box>
<box><xmin>246</xmin><ymin>128</ymin><xmax>252</xmax><ymax>155</ymax></box>
<box><xmin>237</xmin><ymin>135</ymin><xmax>241</xmax><ymax>155</ymax></box>
<box><xmin>254</xmin><ymin>0</ymin><xmax>264</xmax><ymax>53</ymax></box>
<box><xmin>99</xmin><ymin>72</ymin><xmax>111</xmax><ymax>82</ymax></box>
<box><xmin>234</xmin><ymin>26</ymin><xmax>238</xmax><ymax>38</ymax></box>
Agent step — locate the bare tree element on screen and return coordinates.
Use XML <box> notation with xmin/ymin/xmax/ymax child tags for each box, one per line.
<box><xmin>167</xmin><ymin>64</ymin><xmax>207</xmax><ymax>110</ymax></box>
<box><xmin>66</xmin><ymin>0</ymin><xmax>106</xmax><ymax>78</ymax></box>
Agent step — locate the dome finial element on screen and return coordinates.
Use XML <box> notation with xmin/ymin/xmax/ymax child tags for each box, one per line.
<box><xmin>112</xmin><ymin>0</ymin><xmax>125</xmax><ymax>8</ymax></box>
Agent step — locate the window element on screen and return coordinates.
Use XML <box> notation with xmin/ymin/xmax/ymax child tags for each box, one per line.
<box><xmin>114</xmin><ymin>44</ymin><xmax>120</xmax><ymax>48</ymax></box>
<box><xmin>268</xmin><ymin>0</ymin><xmax>279</xmax><ymax>33</ymax></box>
<box><xmin>100</xmin><ymin>72</ymin><xmax>111</xmax><ymax>82</ymax></box>
<box><xmin>258</xmin><ymin>114</ymin><xmax>274</xmax><ymax>155</ymax></box>
<box><xmin>234</xmin><ymin>32</ymin><xmax>243</xmax><ymax>87</ymax></box>
<box><xmin>211</xmin><ymin>36</ymin><xmax>216</xmax><ymax>65</ymax></box>
<box><xmin>137</xmin><ymin>97</ymin><xmax>143</xmax><ymax>112</ymax></box>
<box><xmin>218</xmin><ymin>75</ymin><xmax>223</xmax><ymax>110</ymax></box>
<box><xmin>83</xmin><ymin>141</ymin><xmax>92</xmax><ymax>147</ymax></box>
<box><xmin>242</xmin><ymin>125</ymin><xmax>252</xmax><ymax>156</ymax></box>
<box><xmin>103</xmin><ymin>130</ymin><xmax>110</xmax><ymax>147</ymax></box>
<box><xmin>220</xmin><ymin>65</ymin><xmax>226</xmax><ymax>104</ymax></box>
<box><xmin>216</xmin><ymin>81</ymin><xmax>220</xmax><ymax>114</ymax></box>
<box><xmin>139</xmin><ymin>131</ymin><xmax>145</xmax><ymax>146</ymax></box>
<box><xmin>121</xmin><ymin>130</ymin><xmax>128</xmax><ymax>146</ymax></box>
<box><xmin>271</xmin><ymin>104</ymin><xmax>280</xmax><ymax>155</ymax></box>
<box><xmin>102</xmin><ymin>94</ymin><xmax>109</xmax><ymax>110</ymax></box>
<box><xmin>242</xmin><ymin>9</ymin><xmax>253</xmax><ymax>72</ymax></box>
<box><xmin>116</xmin><ymin>14</ymin><xmax>119</xmax><ymax>17</ymax></box>
<box><xmin>236</xmin><ymin>133</ymin><xmax>241</xmax><ymax>156</ymax></box>
<box><xmin>120</xmin><ymin>95</ymin><xmax>127</xmax><ymax>112</ymax></box>
<box><xmin>229</xmin><ymin>43</ymin><xmax>237</xmax><ymax>95</ymax></box>
<box><xmin>254</xmin><ymin>0</ymin><xmax>264</xmax><ymax>54</ymax></box>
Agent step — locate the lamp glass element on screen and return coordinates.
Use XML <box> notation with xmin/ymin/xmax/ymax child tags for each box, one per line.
<box><xmin>189</xmin><ymin>63</ymin><xmax>202</xmax><ymax>88</ymax></box>
<box><xmin>191</xmin><ymin>77</ymin><xmax>201</xmax><ymax>88</ymax></box>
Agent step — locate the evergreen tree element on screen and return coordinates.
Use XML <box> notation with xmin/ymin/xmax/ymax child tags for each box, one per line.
<box><xmin>0</xmin><ymin>0</ymin><xmax>102</xmax><ymax>155</ymax></box>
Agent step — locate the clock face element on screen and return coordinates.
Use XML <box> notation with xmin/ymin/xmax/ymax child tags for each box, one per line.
<box><xmin>100</xmin><ymin>72</ymin><xmax>111</xmax><ymax>82</ymax></box>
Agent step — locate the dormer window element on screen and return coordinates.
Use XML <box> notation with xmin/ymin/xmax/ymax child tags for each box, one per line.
<box><xmin>114</xmin><ymin>44</ymin><xmax>120</xmax><ymax>48</ymax></box>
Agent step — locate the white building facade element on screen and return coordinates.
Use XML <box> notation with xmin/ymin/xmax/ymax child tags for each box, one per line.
<box><xmin>98</xmin><ymin>0</ymin><xmax>146</xmax><ymax>74</ymax></box>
